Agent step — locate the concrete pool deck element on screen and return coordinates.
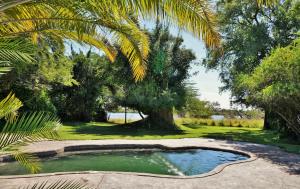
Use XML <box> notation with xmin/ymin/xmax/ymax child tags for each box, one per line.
<box><xmin>0</xmin><ymin>138</ymin><xmax>299</xmax><ymax>188</ymax></box>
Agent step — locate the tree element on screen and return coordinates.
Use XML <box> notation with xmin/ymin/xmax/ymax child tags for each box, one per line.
<box><xmin>0</xmin><ymin>0</ymin><xmax>220</xmax><ymax>81</ymax></box>
<box><xmin>178</xmin><ymin>87</ymin><xmax>213</xmax><ymax>118</ymax></box>
<box><xmin>0</xmin><ymin>38</ymin><xmax>77</xmax><ymax>113</ymax></box>
<box><xmin>115</xmin><ymin>25</ymin><xmax>196</xmax><ymax>129</ymax></box>
<box><xmin>203</xmin><ymin>0</ymin><xmax>300</xmax><ymax>129</ymax></box>
<box><xmin>238</xmin><ymin>37</ymin><xmax>300</xmax><ymax>139</ymax></box>
<box><xmin>51</xmin><ymin>51</ymin><xmax>117</xmax><ymax>121</ymax></box>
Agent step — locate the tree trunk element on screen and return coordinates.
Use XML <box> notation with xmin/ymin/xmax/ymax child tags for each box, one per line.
<box><xmin>147</xmin><ymin>108</ymin><xmax>177</xmax><ymax>130</ymax></box>
<box><xmin>138</xmin><ymin>110</ymin><xmax>144</xmax><ymax>120</ymax></box>
<box><xmin>125</xmin><ymin>105</ymin><xmax>127</xmax><ymax>124</ymax></box>
<box><xmin>263</xmin><ymin>109</ymin><xmax>271</xmax><ymax>130</ymax></box>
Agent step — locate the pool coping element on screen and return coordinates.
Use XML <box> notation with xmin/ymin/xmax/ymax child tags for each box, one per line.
<box><xmin>0</xmin><ymin>143</ymin><xmax>257</xmax><ymax>179</ymax></box>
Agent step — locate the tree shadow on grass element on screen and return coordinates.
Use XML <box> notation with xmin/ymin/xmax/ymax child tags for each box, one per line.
<box><xmin>200</xmin><ymin>131</ymin><xmax>300</xmax><ymax>175</ymax></box>
<box><xmin>66</xmin><ymin>122</ymin><xmax>185</xmax><ymax>137</ymax></box>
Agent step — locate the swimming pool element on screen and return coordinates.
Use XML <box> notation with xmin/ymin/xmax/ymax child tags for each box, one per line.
<box><xmin>0</xmin><ymin>149</ymin><xmax>248</xmax><ymax>176</ymax></box>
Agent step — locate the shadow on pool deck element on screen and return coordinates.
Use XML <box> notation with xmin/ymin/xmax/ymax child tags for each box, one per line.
<box><xmin>222</xmin><ymin>140</ymin><xmax>300</xmax><ymax>175</ymax></box>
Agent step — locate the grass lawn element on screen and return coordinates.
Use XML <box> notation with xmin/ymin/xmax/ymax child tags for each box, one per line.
<box><xmin>59</xmin><ymin>122</ymin><xmax>300</xmax><ymax>154</ymax></box>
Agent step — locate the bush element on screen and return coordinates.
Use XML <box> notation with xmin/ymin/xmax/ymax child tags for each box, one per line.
<box><xmin>176</xmin><ymin>118</ymin><xmax>264</xmax><ymax>128</ymax></box>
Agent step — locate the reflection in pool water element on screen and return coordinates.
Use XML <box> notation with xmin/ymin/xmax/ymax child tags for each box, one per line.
<box><xmin>0</xmin><ymin>149</ymin><xmax>248</xmax><ymax>176</ymax></box>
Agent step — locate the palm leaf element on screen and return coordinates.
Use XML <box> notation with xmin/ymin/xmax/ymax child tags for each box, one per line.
<box><xmin>257</xmin><ymin>0</ymin><xmax>278</xmax><ymax>6</ymax></box>
<box><xmin>0</xmin><ymin>112</ymin><xmax>61</xmax><ymax>150</ymax></box>
<box><xmin>0</xmin><ymin>0</ymin><xmax>221</xmax><ymax>80</ymax></box>
<box><xmin>99</xmin><ymin>0</ymin><xmax>221</xmax><ymax>48</ymax></box>
<box><xmin>14</xmin><ymin>152</ymin><xmax>41</xmax><ymax>174</ymax></box>
<box><xmin>0</xmin><ymin>61</ymin><xmax>12</xmax><ymax>75</ymax></box>
<box><xmin>20</xmin><ymin>180</ymin><xmax>92</xmax><ymax>189</ymax></box>
<box><xmin>0</xmin><ymin>38</ymin><xmax>35</xmax><ymax>63</ymax></box>
<box><xmin>0</xmin><ymin>2</ymin><xmax>149</xmax><ymax>80</ymax></box>
<box><xmin>0</xmin><ymin>92</ymin><xmax>23</xmax><ymax>121</ymax></box>
<box><xmin>0</xmin><ymin>111</ymin><xmax>61</xmax><ymax>173</ymax></box>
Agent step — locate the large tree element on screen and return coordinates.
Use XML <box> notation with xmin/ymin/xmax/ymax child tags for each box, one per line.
<box><xmin>115</xmin><ymin>25</ymin><xmax>196</xmax><ymax>129</ymax></box>
<box><xmin>203</xmin><ymin>0</ymin><xmax>300</xmax><ymax>129</ymax></box>
<box><xmin>238</xmin><ymin>37</ymin><xmax>300</xmax><ymax>139</ymax></box>
<box><xmin>51</xmin><ymin>50</ymin><xmax>117</xmax><ymax>121</ymax></box>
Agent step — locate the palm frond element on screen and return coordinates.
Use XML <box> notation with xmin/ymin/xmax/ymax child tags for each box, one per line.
<box><xmin>0</xmin><ymin>0</ymin><xmax>32</xmax><ymax>12</ymax></box>
<box><xmin>0</xmin><ymin>38</ymin><xmax>35</xmax><ymax>64</ymax></box>
<box><xmin>44</xmin><ymin>30</ymin><xmax>117</xmax><ymax>62</ymax></box>
<box><xmin>14</xmin><ymin>152</ymin><xmax>41</xmax><ymax>174</ymax></box>
<box><xmin>0</xmin><ymin>92</ymin><xmax>23</xmax><ymax>121</ymax></box>
<box><xmin>100</xmin><ymin>0</ymin><xmax>221</xmax><ymax>49</ymax></box>
<box><xmin>0</xmin><ymin>61</ymin><xmax>12</xmax><ymax>75</ymax></box>
<box><xmin>20</xmin><ymin>180</ymin><xmax>92</xmax><ymax>189</ymax></box>
<box><xmin>0</xmin><ymin>0</ymin><xmax>221</xmax><ymax>80</ymax></box>
<box><xmin>0</xmin><ymin>2</ymin><xmax>149</xmax><ymax>80</ymax></box>
<box><xmin>0</xmin><ymin>111</ymin><xmax>61</xmax><ymax>173</ymax></box>
<box><xmin>0</xmin><ymin>112</ymin><xmax>61</xmax><ymax>151</ymax></box>
<box><xmin>257</xmin><ymin>0</ymin><xmax>278</xmax><ymax>6</ymax></box>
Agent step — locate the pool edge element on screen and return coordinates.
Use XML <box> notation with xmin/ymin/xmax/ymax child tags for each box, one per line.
<box><xmin>0</xmin><ymin>143</ymin><xmax>257</xmax><ymax>179</ymax></box>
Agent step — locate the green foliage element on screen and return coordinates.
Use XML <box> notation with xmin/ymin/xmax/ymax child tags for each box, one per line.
<box><xmin>26</xmin><ymin>90</ymin><xmax>57</xmax><ymax>113</ymax></box>
<box><xmin>0</xmin><ymin>41</ymin><xmax>77</xmax><ymax>113</ymax></box>
<box><xmin>204</xmin><ymin>0</ymin><xmax>300</xmax><ymax>103</ymax></box>
<box><xmin>177</xmin><ymin>118</ymin><xmax>264</xmax><ymax>128</ymax></box>
<box><xmin>178</xmin><ymin>88</ymin><xmax>213</xmax><ymax>118</ymax></box>
<box><xmin>0</xmin><ymin>0</ymin><xmax>221</xmax><ymax>81</ymax></box>
<box><xmin>0</xmin><ymin>92</ymin><xmax>22</xmax><ymax>121</ymax></box>
<box><xmin>0</xmin><ymin>38</ymin><xmax>35</xmax><ymax>64</ymax></box>
<box><xmin>0</xmin><ymin>93</ymin><xmax>61</xmax><ymax>173</ymax></box>
<box><xmin>203</xmin><ymin>0</ymin><xmax>300</xmax><ymax>138</ymax></box>
<box><xmin>0</xmin><ymin>38</ymin><xmax>35</xmax><ymax>75</ymax></box>
<box><xmin>116</xmin><ymin>25</ymin><xmax>196</xmax><ymax>119</ymax></box>
<box><xmin>239</xmin><ymin>37</ymin><xmax>300</xmax><ymax>138</ymax></box>
<box><xmin>52</xmin><ymin>51</ymin><xmax>116</xmax><ymax>121</ymax></box>
<box><xmin>37</xmin><ymin>52</ymin><xmax>77</xmax><ymax>87</ymax></box>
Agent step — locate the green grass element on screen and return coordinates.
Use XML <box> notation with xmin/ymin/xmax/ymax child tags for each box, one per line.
<box><xmin>59</xmin><ymin>122</ymin><xmax>300</xmax><ymax>154</ymax></box>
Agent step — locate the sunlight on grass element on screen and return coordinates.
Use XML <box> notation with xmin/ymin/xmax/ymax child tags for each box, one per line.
<box><xmin>58</xmin><ymin>122</ymin><xmax>300</xmax><ymax>154</ymax></box>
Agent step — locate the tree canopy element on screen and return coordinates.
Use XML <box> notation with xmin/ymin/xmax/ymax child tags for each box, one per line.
<box><xmin>239</xmin><ymin>37</ymin><xmax>300</xmax><ymax>138</ymax></box>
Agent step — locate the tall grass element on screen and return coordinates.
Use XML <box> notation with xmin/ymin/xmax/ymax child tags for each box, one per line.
<box><xmin>176</xmin><ymin>118</ymin><xmax>264</xmax><ymax>128</ymax></box>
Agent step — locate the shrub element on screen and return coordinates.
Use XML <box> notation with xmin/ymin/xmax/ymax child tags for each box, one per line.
<box><xmin>176</xmin><ymin>118</ymin><xmax>264</xmax><ymax>128</ymax></box>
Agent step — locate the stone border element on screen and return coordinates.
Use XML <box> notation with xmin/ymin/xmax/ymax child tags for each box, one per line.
<box><xmin>0</xmin><ymin>144</ymin><xmax>257</xmax><ymax>179</ymax></box>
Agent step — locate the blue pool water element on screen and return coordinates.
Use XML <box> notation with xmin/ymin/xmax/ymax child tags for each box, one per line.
<box><xmin>0</xmin><ymin>149</ymin><xmax>248</xmax><ymax>176</ymax></box>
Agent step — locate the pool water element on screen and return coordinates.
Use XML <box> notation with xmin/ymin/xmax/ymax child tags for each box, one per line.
<box><xmin>0</xmin><ymin>149</ymin><xmax>248</xmax><ymax>176</ymax></box>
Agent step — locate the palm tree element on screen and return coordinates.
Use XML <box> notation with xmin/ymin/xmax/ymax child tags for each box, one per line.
<box><xmin>0</xmin><ymin>38</ymin><xmax>90</xmax><ymax>189</ymax></box>
<box><xmin>0</xmin><ymin>86</ymin><xmax>89</xmax><ymax>189</ymax></box>
<box><xmin>0</xmin><ymin>0</ymin><xmax>221</xmax><ymax>80</ymax></box>
<box><xmin>0</xmin><ymin>94</ymin><xmax>61</xmax><ymax>173</ymax></box>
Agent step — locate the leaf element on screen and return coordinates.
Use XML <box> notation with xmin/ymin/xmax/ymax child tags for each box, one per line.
<box><xmin>257</xmin><ymin>0</ymin><xmax>278</xmax><ymax>7</ymax></box>
<box><xmin>20</xmin><ymin>180</ymin><xmax>92</xmax><ymax>189</ymax></box>
<box><xmin>0</xmin><ymin>0</ymin><xmax>221</xmax><ymax>81</ymax></box>
<box><xmin>0</xmin><ymin>111</ymin><xmax>61</xmax><ymax>173</ymax></box>
<box><xmin>13</xmin><ymin>152</ymin><xmax>41</xmax><ymax>174</ymax></box>
<box><xmin>0</xmin><ymin>112</ymin><xmax>61</xmax><ymax>151</ymax></box>
<box><xmin>0</xmin><ymin>38</ymin><xmax>35</xmax><ymax>63</ymax></box>
<box><xmin>0</xmin><ymin>92</ymin><xmax>23</xmax><ymax>121</ymax></box>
